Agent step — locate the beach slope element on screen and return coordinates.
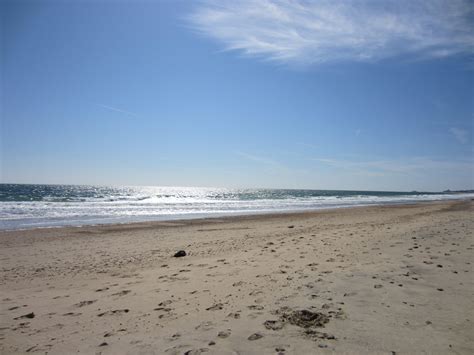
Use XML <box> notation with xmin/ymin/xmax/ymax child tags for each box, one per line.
<box><xmin>1</xmin><ymin>201</ymin><xmax>473</xmax><ymax>354</ymax></box>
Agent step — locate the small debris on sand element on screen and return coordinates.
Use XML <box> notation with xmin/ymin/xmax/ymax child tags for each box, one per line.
<box><xmin>173</xmin><ymin>250</ymin><xmax>187</xmax><ymax>257</ymax></box>
<box><xmin>281</xmin><ymin>309</ymin><xmax>329</xmax><ymax>328</ymax></box>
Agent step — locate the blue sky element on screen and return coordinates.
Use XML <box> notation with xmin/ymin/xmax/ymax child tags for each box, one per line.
<box><xmin>2</xmin><ymin>0</ymin><xmax>473</xmax><ymax>191</ymax></box>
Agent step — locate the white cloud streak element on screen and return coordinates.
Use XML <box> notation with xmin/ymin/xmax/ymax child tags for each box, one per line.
<box><xmin>235</xmin><ymin>151</ymin><xmax>281</xmax><ymax>166</ymax></box>
<box><xmin>450</xmin><ymin>127</ymin><xmax>470</xmax><ymax>144</ymax></box>
<box><xmin>188</xmin><ymin>0</ymin><xmax>474</xmax><ymax>65</ymax></box>
<box><xmin>97</xmin><ymin>104</ymin><xmax>138</xmax><ymax>117</ymax></box>
<box><xmin>314</xmin><ymin>156</ymin><xmax>474</xmax><ymax>175</ymax></box>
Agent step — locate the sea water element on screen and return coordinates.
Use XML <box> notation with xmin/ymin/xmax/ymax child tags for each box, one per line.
<box><xmin>0</xmin><ymin>184</ymin><xmax>472</xmax><ymax>230</ymax></box>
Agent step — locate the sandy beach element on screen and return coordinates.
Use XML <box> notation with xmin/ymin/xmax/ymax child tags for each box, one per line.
<box><xmin>1</xmin><ymin>200</ymin><xmax>473</xmax><ymax>354</ymax></box>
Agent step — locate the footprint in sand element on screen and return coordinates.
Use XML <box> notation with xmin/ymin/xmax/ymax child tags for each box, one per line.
<box><xmin>74</xmin><ymin>300</ymin><xmax>97</xmax><ymax>307</ymax></box>
<box><xmin>62</xmin><ymin>312</ymin><xmax>82</xmax><ymax>317</ymax></box>
<box><xmin>264</xmin><ymin>320</ymin><xmax>284</xmax><ymax>330</ymax></box>
<box><xmin>154</xmin><ymin>300</ymin><xmax>173</xmax><ymax>310</ymax></box>
<box><xmin>112</xmin><ymin>290</ymin><xmax>131</xmax><ymax>297</ymax></box>
<box><xmin>217</xmin><ymin>330</ymin><xmax>231</xmax><ymax>338</ymax></box>
<box><xmin>195</xmin><ymin>321</ymin><xmax>216</xmax><ymax>331</ymax></box>
<box><xmin>13</xmin><ymin>312</ymin><xmax>35</xmax><ymax>320</ymax></box>
<box><xmin>183</xmin><ymin>349</ymin><xmax>210</xmax><ymax>355</ymax></box>
<box><xmin>206</xmin><ymin>303</ymin><xmax>224</xmax><ymax>311</ymax></box>
<box><xmin>97</xmin><ymin>309</ymin><xmax>129</xmax><ymax>317</ymax></box>
<box><xmin>153</xmin><ymin>307</ymin><xmax>172</xmax><ymax>312</ymax></box>
<box><xmin>248</xmin><ymin>332</ymin><xmax>264</xmax><ymax>340</ymax></box>
<box><xmin>171</xmin><ymin>333</ymin><xmax>181</xmax><ymax>340</ymax></box>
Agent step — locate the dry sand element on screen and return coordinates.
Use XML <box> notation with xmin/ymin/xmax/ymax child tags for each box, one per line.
<box><xmin>1</xmin><ymin>200</ymin><xmax>473</xmax><ymax>354</ymax></box>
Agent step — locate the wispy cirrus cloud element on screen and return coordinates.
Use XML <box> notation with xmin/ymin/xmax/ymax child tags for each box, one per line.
<box><xmin>314</xmin><ymin>156</ymin><xmax>474</xmax><ymax>175</ymax></box>
<box><xmin>188</xmin><ymin>0</ymin><xmax>474</xmax><ymax>66</ymax></box>
<box><xmin>449</xmin><ymin>127</ymin><xmax>470</xmax><ymax>144</ymax></box>
<box><xmin>97</xmin><ymin>104</ymin><xmax>138</xmax><ymax>117</ymax></box>
<box><xmin>235</xmin><ymin>151</ymin><xmax>281</xmax><ymax>167</ymax></box>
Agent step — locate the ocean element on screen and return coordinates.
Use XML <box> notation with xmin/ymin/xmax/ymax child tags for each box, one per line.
<box><xmin>0</xmin><ymin>184</ymin><xmax>472</xmax><ymax>230</ymax></box>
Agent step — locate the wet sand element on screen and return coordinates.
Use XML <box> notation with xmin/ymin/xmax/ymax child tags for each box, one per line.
<box><xmin>1</xmin><ymin>200</ymin><xmax>473</xmax><ymax>354</ymax></box>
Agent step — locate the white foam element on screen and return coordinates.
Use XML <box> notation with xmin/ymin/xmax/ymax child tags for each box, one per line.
<box><xmin>1</xmin><ymin>188</ymin><xmax>472</xmax><ymax>230</ymax></box>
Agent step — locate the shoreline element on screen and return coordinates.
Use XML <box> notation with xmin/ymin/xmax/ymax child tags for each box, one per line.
<box><xmin>1</xmin><ymin>197</ymin><xmax>472</xmax><ymax>234</ymax></box>
<box><xmin>1</xmin><ymin>200</ymin><xmax>473</xmax><ymax>354</ymax></box>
